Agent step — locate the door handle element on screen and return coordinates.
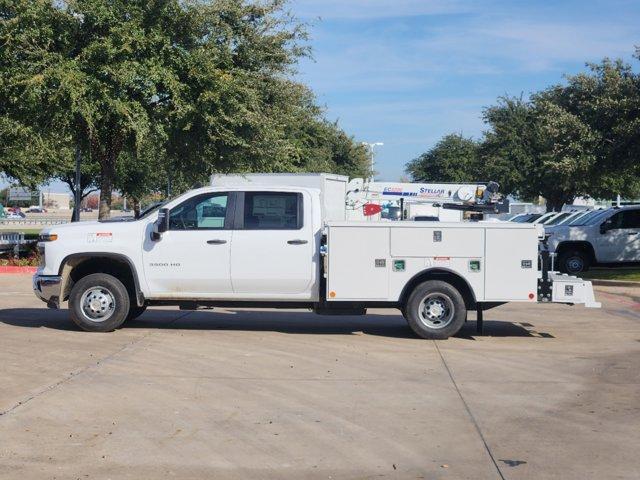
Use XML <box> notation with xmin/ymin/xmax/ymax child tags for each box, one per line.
<box><xmin>206</xmin><ymin>239</ymin><xmax>227</xmax><ymax>245</ymax></box>
<box><xmin>287</xmin><ymin>239</ymin><xmax>308</xmax><ymax>245</ymax></box>
<box><xmin>628</xmin><ymin>232</ymin><xmax>638</xmax><ymax>236</ymax></box>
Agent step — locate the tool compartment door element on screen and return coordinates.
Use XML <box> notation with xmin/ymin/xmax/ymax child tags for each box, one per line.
<box><xmin>327</xmin><ymin>226</ymin><xmax>389</xmax><ymax>300</ymax></box>
<box><xmin>484</xmin><ymin>228</ymin><xmax>538</xmax><ymax>301</ymax></box>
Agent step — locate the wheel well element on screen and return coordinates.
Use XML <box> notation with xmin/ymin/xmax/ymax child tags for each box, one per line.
<box><xmin>60</xmin><ymin>255</ymin><xmax>142</xmax><ymax>305</ymax></box>
<box><xmin>556</xmin><ymin>241</ymin><xmax>595</xmax><ymax>263</ymax></box>
<box><xmin>399</xmin><ymin>268</ymin><xmax>476</xmax><ymax>310</ymax></box>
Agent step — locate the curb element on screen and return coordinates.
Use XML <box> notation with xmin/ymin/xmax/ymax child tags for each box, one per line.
<box><xmin>590</xmin><ymin>279</ymin><xmax>640</xmax><ymax>288</ymax></box>
<box><xmin>0</xmin><ymin>266</ymin><xmax>38</xmax><ymax>274</ymax></box>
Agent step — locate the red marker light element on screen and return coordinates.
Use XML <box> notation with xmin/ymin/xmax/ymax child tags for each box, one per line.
<box><xmin>363</xmin><ymin>203</ymin><xmax>383</xmax><ymax>216</ymax></box>
<box><xmin>528</xmin><ymin>293</ymin><xmax>535</xmax><ymax>300</ymax></box>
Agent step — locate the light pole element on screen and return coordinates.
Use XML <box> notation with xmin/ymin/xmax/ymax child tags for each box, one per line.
<box><xmin>362</xmin><ymin>142</ymin><xmax>384</xmax><ymax>181</ymax></box>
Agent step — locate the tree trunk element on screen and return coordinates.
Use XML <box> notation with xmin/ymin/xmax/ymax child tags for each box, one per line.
<box><xmin>133</xmin><ymin>197</ymin><xmax>141</xmax><ymax>219</ymax></box>
<box><xmin>69</xmin><ymin>184</ymin><xmax>79</xmax><ymax>222</ymax></box>
<box><xmin>545</xmin><ymin>194</ymin><xmax>575</xmax><ymax>212</ymax></box>
<box><xmin>98</xmin><ymin>159</ymin><xmax>115</xmax><ymax>220</ymax></box>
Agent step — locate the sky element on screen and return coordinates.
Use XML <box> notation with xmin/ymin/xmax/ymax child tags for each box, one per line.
<box><xmin>4</xmin><ymin>0</ymin><xmax>638</xmax><ymax>193</ymax></box>
<box><xmin>290</xmin><ymin>0</ymin><xmax>640</xmax><ymax>181</ymax></box>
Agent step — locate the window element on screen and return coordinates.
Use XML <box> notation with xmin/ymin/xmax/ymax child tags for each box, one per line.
<box><xmin>242</xmin><ymin>192</ymin><xmax>302</xmax><ymax>230</ymax></box>
<box><xmin>605</xmin><ymin>210</ymin><xmax>640</xmax><ymax>230</ymax></box>
<box><xmin>169</xmin><ymin>193</ymin><xmax>229</xmax><ymax>230</ymax></box>
<box><xmin>620</xmin><ymin>210</ymin><xmax>640</xmax><ymax>229</ymax></box>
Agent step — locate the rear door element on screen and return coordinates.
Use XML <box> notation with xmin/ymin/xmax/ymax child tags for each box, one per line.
<box><xmin>230</xmin><ymin>191</ymin><xmax>315</xmax><ymax>298</ymax></box>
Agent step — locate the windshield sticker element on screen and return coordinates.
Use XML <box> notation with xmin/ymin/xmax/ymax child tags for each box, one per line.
<box><xmin>87</xmin><ymin>232</ymin><xmax>113</xmax><ymax>244</ymax></box>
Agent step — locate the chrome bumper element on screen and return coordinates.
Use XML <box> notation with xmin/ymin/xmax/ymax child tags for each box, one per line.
<box><xmin>33</xmin><ymin>274</ymin><xmax>62</xmax><ymax>309</ymax></box>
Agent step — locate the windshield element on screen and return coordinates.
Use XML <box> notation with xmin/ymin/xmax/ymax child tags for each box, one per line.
<box><xmin>544</xmin><ymin>212</ymin><xmax>573</xmax><ymax>225</ymax></box>
<box><xmin>524</xmin><ymin>214</ymin><xmax>543</xmax><ymax>223</ymax></box>
<box><xmin>557</xmin><ymin>211</ymin><xmax>589</xmax><ymax>225</ymax></box>
<box><xmin>568</xmin><ymin>209</ymin><xmax>609</xmax><ymax>226</ymax></box>
<box><xmin>138</xmin><ymin>201</ymin><xmax>168</xmax><ymax>220</ymax></box>
<box><xmin>511</xmin><ymin>214</ymin><xmax>532</xmax><ymax>223</ymax></box>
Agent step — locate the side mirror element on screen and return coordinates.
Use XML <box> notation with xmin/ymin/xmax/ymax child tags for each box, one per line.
<box><xmin>151</xmin><ymin>208</ymin><xmax>169</xmax><ymax>241</ymax></box>
<box><xmin>600</xmin><ymin>221</ymin><xmax>610</xmax><ymax>235</ymax></box>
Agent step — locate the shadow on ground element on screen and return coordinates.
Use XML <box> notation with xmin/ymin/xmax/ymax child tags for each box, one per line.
<box><xmin>0</xmin><ymin>308</ymin><xmax>552</xmax><ymax>339</ymax></box>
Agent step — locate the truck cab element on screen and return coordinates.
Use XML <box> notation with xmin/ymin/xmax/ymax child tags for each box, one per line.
<box><xmin>546</xmin><ymin>206</ymin><xmax>640</xmax><ymax>273</ymax></box>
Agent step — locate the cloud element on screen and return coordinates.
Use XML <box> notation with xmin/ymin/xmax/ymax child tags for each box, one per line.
<box><xmin>422</xmin><ymin>19</ymin><xmax>638</xmax><ymax>72</ymax></box>
<box><xmin>292</xmin><ymin>0</ymin><xmax>478</xmax><ymax>20</ymax></box>
<box><xmin>288</xmin><ymin>0</ymin><xmax>640</xmax><ymax>179</ymax></box>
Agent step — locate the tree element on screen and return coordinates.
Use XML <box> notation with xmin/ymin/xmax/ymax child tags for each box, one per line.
<box><xmin>480</xmin><ymin>58</ymin><xmax>640</xmax><ymax>211</ymax></box>
<box><xmin>535</xmin><ymin>57</ymin><xmax>640</xmax><ymax>203</ymax></box>
<box><xmin>479</xmin><ymin>96</ymin><xmax>538</xmax><ymax>200</ymax></box>
<box><xmin>405</xmin><ymin>134</ymin><xmax>480</xmax><ymax>183</ymax></box>
<box><xmin>0</xmin><ymin>0</ymin><xmax>307</xmax><ymax>218</ymax></box>
<box><xmin>1</xmin><ymin>1</ymin><xmax>370</xmax><ymax>216</ymax></box>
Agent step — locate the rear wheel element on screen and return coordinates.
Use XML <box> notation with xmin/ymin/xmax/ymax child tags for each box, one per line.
<box><xmin>403</xmin><ymin>280</ymin><xmax>467</xmax><ymax>339</ymax></box>
<box><xmin>69</xmin><ymin>273</ymin><xmax>130</xmax><ymax>332</ymax></box>
<box><xmin>558</xmin><ymin>249</ymin><xmax>590</xmax><ymax>274</ymax></box>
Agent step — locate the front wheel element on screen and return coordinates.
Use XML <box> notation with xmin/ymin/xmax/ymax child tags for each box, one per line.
<box><xmin>403</xmin><ymin>280</ymin><xmax>467</xmax><ymax>339</ymax></box>
<box><xmin>558</xmin><ymin>249</ymin><xmax>590</xmax><ymax>274</ymax></box>
<box><xmin>69</xmin><ymin>273</ymin><xmax>130</xmax><ymax>332</ymax></box>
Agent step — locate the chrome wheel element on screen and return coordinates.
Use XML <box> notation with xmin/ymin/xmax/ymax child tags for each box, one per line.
<box><xmin>418</xmin><ymin>293</ymin><xmax>455</xmax><ymax>329</ymax></box>
<box><xmin>80</xmin><ymin>286</ymin><xmax>116</xmax><ymax>323</ymax></box>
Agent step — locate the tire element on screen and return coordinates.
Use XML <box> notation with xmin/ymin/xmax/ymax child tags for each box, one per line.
<box><xmin>558</xmin><ymin>249</ymin><xmax>590</xmax><ymax>274</ymax></box>
<box><xmin>403</xmin><ymin>280</ymin><xmax>467</xmax><ymax>340</ymax></box>
<box><xmin>127</xmin><ymin>304</ymin><xmax>147</xmax><ymax>322</ymax></box>
<box><xmin>69</xmin><ymin>273</ymin><xmax>130</xmax><ymax>332</ymax></box>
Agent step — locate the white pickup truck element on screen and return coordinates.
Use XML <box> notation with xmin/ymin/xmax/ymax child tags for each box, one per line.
<box><xmin>33</xmin><ymin>174</ymin><xmax>600</xmax><ymax>339</ymax></box>
<box><xmin>546</xmin><ymin>205</ymin><xmax>640</xmax><ymax>273</ymax></box>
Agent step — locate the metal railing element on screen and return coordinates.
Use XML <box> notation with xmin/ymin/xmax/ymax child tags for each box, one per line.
<box><xmin>0</xmin><ymin>219</ymin><xmax>67</xmax><ymax>226</ymax></box>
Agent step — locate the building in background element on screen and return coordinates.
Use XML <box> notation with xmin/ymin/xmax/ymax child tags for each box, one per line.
<box><xmin>43</xmin><ymin>192</ymin><xmax>71</xmax><ymax>210</ymax></box>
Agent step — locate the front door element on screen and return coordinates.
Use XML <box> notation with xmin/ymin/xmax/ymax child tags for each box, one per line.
<box><xmin>230</xmin><ymin>191</ymin><xmax>315</xmax><ymax>298</ymax></box>
<box><xmin>143</xmin><ymin>191</ymin><xmax>234</xmax><ymax>297</ymax></box>
<box><xmin>597</xmin><ymin>209</ymin><xmax>640</xmax><ymax>262</ymax></box>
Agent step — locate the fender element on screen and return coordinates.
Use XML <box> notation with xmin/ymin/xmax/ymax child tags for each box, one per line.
<box><xmin>399</xmin><ymin>266</ymin><xmax>477</xmax><ymax>308</ymax></box>
<box><xmin>556</xmin><ymin>241</ymin><xmax>596</xmax><ymax>262</ymax></box>
<box><xmin>58</xmin><ymin>252</ymin><xmax>145</xmax><ymax>306</ymax></box>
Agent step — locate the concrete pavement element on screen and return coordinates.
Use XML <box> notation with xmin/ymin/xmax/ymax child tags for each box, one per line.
<box><xmin>0</xmin><ymin>276</ymin><xmax>639</xmax><ymax>479</ymax></box>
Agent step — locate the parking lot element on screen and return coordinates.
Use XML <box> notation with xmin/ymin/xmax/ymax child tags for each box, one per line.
<box><xmin>1</xmin><ymin>275</ymin><xmax>639</xmax><ymax>480</ymax></box>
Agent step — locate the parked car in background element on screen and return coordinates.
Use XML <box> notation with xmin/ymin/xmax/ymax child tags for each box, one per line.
<box><xmin>26</xmin><ymin>206</ymin><xmax>47</xmax><ymax>213</ymax></box>
<box><xmin>545</xmin><ymin>206</ymin><xmax>640</xmax><ymax>273</ymax></box>
<box><xmin>509</xmin><ymin>213</ymin><xmax>543</xmax><ymax>223</ymax></box>
<box><xmin>5</xmin><ymin>211</ymin><xmax>26</xmax><ymax>219</ymax></box>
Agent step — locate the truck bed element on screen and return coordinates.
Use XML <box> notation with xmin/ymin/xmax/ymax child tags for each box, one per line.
<box><xmin>325</xmin><ymin>221</ymin><xmax>542</xmax><ymax>303</ymax></box>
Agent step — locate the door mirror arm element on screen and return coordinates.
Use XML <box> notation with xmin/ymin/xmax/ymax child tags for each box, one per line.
<box><xmin>600</xmin><ymin>222</ymin><xmax>610</xmax><ymax>235</ymax></box>
<box><xmin>151</xmin><ymin>208</ymin><xmax>170</xmax><ymax>241</ymax></box>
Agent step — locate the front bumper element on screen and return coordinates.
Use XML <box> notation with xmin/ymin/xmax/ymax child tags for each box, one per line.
<box><xmin>33</xmin><ymin>274</ymin><xmax>62</xmax><ymax>309</ymax></box>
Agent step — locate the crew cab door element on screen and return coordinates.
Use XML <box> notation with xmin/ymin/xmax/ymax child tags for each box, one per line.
<box><xmin>230</xmin><ymin>191</ymin><xmax>314</xmax><ymax>298</ymax></box>
<box><xmin>596</xmin><ymin>209</ymin><xmax>640</xmax><ymax>262</ymax></box>
<box><xmin>142</xmin><ymin>192</ymin><xmax>235</xmax><ymax>297</ymax></box>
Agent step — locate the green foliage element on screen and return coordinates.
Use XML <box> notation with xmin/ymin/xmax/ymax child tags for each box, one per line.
<box><xmin>0</xmin><ymin>0</ymin><xmax>369</xmax><ymax>218</ymax></box>
<box><xmin>408</xmin><ymin>53</ymin><xmax>640</xmax><ymax>211</ymax></box>
<box><xmin>405</xmin><ymin>134</ymin><xmax>480</xmax><ymax>183</ymax></box>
